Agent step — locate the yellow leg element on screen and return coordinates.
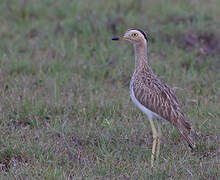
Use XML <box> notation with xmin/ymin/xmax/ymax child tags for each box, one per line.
<box><xmin>149</xmin><ymin>118</ymin><xmax>157</xmax><ymax>168</ymax></box>
<box><xmin>156</xmin><ymin>122</ymin><xmax>161</xmax><ymax>163</ymax></box>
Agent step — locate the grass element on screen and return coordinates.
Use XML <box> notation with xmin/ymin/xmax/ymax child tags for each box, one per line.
<box><xmin>0</xmin><ymin>0</ymin><xmax>219</xmax><ymax>179</ymax></box>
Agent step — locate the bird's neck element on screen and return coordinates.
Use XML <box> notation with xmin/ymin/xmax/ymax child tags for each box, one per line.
<box><xmin>133</xmin><ymin>43</ymin><xmax>153</xmax><ymax>74</ymax></box>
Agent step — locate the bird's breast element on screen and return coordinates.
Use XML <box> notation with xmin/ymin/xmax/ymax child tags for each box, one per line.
<box><xmin>129</xmin><ymin>78</ymin><xmax>166</xmax><ymax>122</ymax></box>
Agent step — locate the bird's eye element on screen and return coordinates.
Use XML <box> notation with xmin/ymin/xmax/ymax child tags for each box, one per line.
<box><xmin>132</xmin><ymin>33</ymin><xmax>138</xmax><ymax>37</ymax></box>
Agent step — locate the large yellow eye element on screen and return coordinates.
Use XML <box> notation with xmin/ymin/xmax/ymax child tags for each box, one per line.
<box><xmin>132</xmin><ymin>33</ymin><xmax>138</xmax><ymax>37</ymax></box>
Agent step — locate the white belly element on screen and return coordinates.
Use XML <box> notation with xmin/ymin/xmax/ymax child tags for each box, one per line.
<box><xmin>130</xmin><ymin>81</ymin><xmax>163</xmax><ymax>121</ymax></box>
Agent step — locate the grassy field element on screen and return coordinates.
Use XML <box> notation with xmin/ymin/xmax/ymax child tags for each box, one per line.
<box><xmin>0</xmin><ymin>0</ymin><xmax>219</xmax><ymax>179</ymax></box>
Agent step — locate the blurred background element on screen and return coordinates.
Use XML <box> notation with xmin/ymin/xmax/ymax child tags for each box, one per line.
<box><xmin>0</xmin><ymin>0</ymin><xmax>219</xmax><ymax>179</ymax></box>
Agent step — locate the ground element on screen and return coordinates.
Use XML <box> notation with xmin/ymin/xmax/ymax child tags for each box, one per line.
<box><xmin>0</xmin><ymin>0</ymin><xmax>219</xmax><ymax>179</ymax></box>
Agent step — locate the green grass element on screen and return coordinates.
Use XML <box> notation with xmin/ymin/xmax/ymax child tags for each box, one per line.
<box><xmin>0</xmin><ymin>0</ymin><xmax>219</xmax><ymax>179</ymax></box>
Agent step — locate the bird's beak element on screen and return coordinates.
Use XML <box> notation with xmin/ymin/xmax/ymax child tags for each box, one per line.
<box><xmin>112</xmin><ymin>35</ymin><xmax>125</xmax><ymax>41</ymax></box>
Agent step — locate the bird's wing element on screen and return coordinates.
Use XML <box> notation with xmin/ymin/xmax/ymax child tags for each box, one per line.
<box><xmin>132</xmin><ymin>73</ymin><xmax>195</xmax><ymax>149</ymax></box>
<box><xmin>132</xmin><ymin>73</ymin><xmax>186</xmax><ymax>126</ymax></box>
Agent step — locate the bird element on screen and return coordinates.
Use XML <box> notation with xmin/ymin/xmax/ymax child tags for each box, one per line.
<box><xmin>112</xmin><ymin>28</ymin><xmax>195</xmax><ymax>168</ymax></box>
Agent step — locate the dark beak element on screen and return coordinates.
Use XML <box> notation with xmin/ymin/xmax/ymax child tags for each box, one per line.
<box><xmin>112</xmin><ymin>36</ymin><xmax>120</xmax><ymax>40</ymax></box>
<box><xmin>112</xmin><ymin>35</ymin><xmax>124</xmax><ymax>41</ymax></box>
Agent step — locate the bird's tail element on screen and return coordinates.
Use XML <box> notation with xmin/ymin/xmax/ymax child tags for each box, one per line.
<box><xmin>177</xmin><ymin>119</ymin><xmax>196</xmax><ymax>150</ymax></box>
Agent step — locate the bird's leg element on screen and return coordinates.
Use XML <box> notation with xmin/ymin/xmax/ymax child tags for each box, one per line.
<box><xmin>149</xmin><ymin>118</ymin><xmax>157</xmax><ymax>168</ymax></box>
<box><xmin>156</xmin><ymin>122</ymin><xmax>161</xmax><ymax>164</ymax></box>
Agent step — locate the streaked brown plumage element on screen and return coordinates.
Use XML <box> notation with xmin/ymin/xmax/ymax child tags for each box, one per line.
<box><xmin>132</xmin><ymin>63</ymin><xmax>195</xmax><ymax>149</ymax></box>
<box><xmin>112</xmin><ymin>28</ymin><xmax>195</xmax><ymax>167</ymax></box>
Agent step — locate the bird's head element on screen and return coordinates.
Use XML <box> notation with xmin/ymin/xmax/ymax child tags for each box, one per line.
<box><xmin>112</xmin><ymin>28</ymin><xmax>148</xmax><ymax>45</ymax></box>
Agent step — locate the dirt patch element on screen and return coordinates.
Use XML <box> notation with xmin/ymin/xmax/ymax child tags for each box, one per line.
<box><xmin>106</xmin><ymin>16</ymin><xmax>125</xmax><ymax>34</ymax></box>
<box><xmin>179</xmin><ymin>31</ymin><xmax>220</xmax><ymax>55</ymax></box>
<box><xmin>25</xmin><ymin>28</ymin><xmax>39</xmax><ymax>38</ymax></box>
<box><xmin>0</xmin><ymin>151</ymin><xmax>29</xmax><ymax>173</ymax></box>
<box><xmin>172</xmin><ymin>30</ymin><xmax>220</xmax><ymax>56</ymax></box>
